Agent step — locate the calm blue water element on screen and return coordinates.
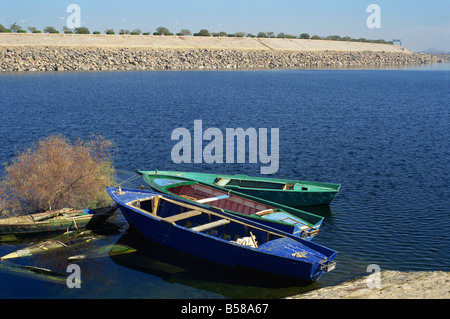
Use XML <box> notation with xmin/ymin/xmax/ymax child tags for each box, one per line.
<box><xmin>0</xmin><ymin>64</ymin><xmax>449</xmax><ymax>299</ymax></box>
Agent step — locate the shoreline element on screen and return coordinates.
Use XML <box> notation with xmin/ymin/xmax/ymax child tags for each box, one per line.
<box><xmin>288</xmin><ymin>271</ymin><xmax>450</xmax><ymax>299</ymax></box>
<box><xmin>0</xmin><ymin>34</ymin><xmax>442</xmax><ymax>72</ymax></box>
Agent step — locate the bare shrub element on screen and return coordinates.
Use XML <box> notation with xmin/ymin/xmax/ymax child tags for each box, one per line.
<box><xmin>1</xmin><ymin>134</ymin><xmax>116</xmax><ymax>215</ymax></box>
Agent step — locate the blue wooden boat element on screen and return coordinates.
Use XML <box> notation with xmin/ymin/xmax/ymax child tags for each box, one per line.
<box><xmin>137</xmin><ymin>175</ymin><xmax>324</xmax><ymax>240</ymax></box>
<box><xmin>137</xmin><ymin>170</ymin><xmax>341</xmax><ymax>206</ymax></box>
<box><xmin>107</xmin><ymin>187</ymin><xmax>337</xmax><ymax>282</ymax></box>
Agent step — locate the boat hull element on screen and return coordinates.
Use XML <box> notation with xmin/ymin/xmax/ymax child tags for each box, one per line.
<box><xmin>107</xmin><ymin>187</ymin><xmax>336</xmax><ymax>282</ymax></box>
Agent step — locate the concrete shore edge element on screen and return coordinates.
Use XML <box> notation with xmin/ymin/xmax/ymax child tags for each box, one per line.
<box><xmin>288</xmin><ymin>271</ymin><xmax>450</xmax><ymax>299</ymax></box>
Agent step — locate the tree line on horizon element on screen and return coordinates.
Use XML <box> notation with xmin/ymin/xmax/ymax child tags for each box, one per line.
<box><xmin>0</xmin><ymin>23</ymin><xmax>394</xmax><ymax>44</ymax></box>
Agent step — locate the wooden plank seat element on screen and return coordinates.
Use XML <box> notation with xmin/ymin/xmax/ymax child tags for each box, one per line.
<box><xmin>196</xmin><ymin>194</ymin><xmax>230</xmax><ymax>204</ymax></box>
<box><xmin>283</xmin><ymin>183</ymin><xmax>294</xmax><ymax>190</ymax></box>
<box><xmin>255</xmin><ymin>209</ymin><xmax>274</xmax><ymax>216</ymax></box>
<box><xmin>191</xmin><ymin>219</ymin><xmax>230</xmax><ymax>232</ymax></box>
<box><xmin>163</xmin><ymin>210</ymin><xmax>202</xmax><ymax>223</ymax></box>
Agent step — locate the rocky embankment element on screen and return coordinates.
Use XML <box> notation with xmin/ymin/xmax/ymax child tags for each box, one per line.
<box><xmin>0</xmin><ymin>34</ymin><xmax>441</xmax><ymax>72</ymax></box>
<box><xmin>0</xmin><ymin>46</ymin><xmax>440</xmax><ymax>72</ymax></box>
<box><xmin>289</xmin><ymin>271</ymin><xmax>450</xmax><ymax>299</ymax></box>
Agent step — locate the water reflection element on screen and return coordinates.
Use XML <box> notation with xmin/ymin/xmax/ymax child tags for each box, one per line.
<box><xmin>109</xmin><ymin>229</ymin><xmax>321</xmax><ymax>299</ymax></box>
<box><xmin>293</xmin><ymin>204</ymin><xmax>333</xmax><ymax>218</ymax></box>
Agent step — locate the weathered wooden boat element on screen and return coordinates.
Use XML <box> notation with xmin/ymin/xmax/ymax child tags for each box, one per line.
<box><xmin>107</xmin><ymin>187</ymin><xmax>337</xmax><ymax>282</ymax></box>
<box><xmin>136</xmin><ymin>170</ymin><xmax>340</xmax><ymax>207</ymax></box>
<box><xmin>137</xmin><ymin>175</ymin><xmax>324</xmax><ymax>240</ymax></box>
<box><xmin>0</xmin><ymin>229</ymin><xmax>133</xmax><ymax>261</ymax></box>
<box><xmin>0</xmin><ymin>205</ymin><xmax>117</xmax><ymax>236</ymax></box>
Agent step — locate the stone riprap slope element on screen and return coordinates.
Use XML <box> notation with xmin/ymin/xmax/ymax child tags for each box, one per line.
<box><xmin>0</xmin><ymin>34</ymin><xmax>440</xmax><ymax>72</ymax></box>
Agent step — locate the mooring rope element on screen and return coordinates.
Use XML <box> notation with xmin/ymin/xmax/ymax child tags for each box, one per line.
<box><xmin>114</xmin><ymin>170</ymin><xmax>142</xmax><ymax>186</ymax></box>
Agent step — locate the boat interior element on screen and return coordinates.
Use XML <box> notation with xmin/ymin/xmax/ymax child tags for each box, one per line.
<box><xmin>163</xmin><ymin>181</ymin><xmax>324</xmax><ymax>232</ymax></box>
<box><xmin>129</xmin><ymin>194</ymin><xmax>290</xmax><ymax>249</ymax></box>
<box><xmin>215</xmin><ymin>178</ymin><xmax>293</xmax><ymax>189</ymax></box>
<box><xmin>215</xmin><ymin>178</ymin><xmax>339</xmax><ymax>192</ymax></box>
<box><xmin>166</xmin><ymin>182</ymin><xmax>275</xmax><ymax>217</ymax></box>
<box><xmin>0</xmin><ymin>209</ymin><xmax>89</xmax><ymax>225</ymax></box>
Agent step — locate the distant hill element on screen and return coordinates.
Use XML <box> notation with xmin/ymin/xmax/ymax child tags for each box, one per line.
<box><xmin>421</xmin><ymin>48</ymin><xmax>450</xmax><ymax>54</ymax></box>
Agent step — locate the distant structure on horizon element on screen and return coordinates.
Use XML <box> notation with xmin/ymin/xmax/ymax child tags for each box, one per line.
<box><xmin>392</xmin><ymin>39</ymin><xmax>402</xmax><ymax>46</ymax></box>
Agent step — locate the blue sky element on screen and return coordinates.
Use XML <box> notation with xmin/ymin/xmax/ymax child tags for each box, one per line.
<box><xmin>1</xmin><ymin>0</ymin><xmax>449</xmax><ymax>52</ymax></box>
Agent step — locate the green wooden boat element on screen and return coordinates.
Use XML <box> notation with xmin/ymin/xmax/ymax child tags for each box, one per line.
<box><xmin>136</xmin><ymin>170</ymin><xmax>340</xmax><ymax>207</ymax></box>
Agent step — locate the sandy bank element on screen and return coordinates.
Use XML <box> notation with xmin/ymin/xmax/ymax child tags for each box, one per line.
<box><xmin>288</xmin><ymin>271</ymin><xmax>450</xmax><ymax>299</ymax></box>
<box><xmin>0</xmin><ymin>33</ymin><xmax>408</xmax><ymax>52</ymax></box>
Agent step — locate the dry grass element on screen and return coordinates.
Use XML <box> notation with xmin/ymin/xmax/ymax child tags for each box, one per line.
<box><xmin>0</xmin><ymin>135</ymin><xmax>116</xmax><ymax>216</ymax></box>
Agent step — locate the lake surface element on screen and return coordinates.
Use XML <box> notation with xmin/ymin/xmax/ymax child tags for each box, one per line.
<box><xmin>0</xmin><ymin>63</ymin><xmax>449</xmax><ymax>299</ymax></box>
